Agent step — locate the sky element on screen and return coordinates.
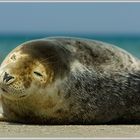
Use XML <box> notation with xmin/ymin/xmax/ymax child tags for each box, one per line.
<box><xmin>0</xmin><ymin>3</ymin><xmax>140</xmax><ymax>35</ymax></box>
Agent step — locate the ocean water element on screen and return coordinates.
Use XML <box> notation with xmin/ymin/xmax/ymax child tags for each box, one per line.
<box><xmin>0</xmin><ymin>34</ymin><xmax>140</xmax><ymax>63</ymax></box>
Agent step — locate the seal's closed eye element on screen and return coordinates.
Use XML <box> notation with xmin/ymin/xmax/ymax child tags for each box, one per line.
<box><xmin>34</xmin><ymin>71</ymin><xmax>43</xmax><ymax>77</ymax></box>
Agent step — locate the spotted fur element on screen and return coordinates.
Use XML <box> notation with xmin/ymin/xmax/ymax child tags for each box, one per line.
<box><xmin>0</xmin><ymin>37</ymin><xmax>140</xmax><ymax>124</ymax></box>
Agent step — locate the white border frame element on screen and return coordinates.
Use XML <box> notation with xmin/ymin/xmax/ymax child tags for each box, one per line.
<box><xmin>0</xmin><ymin>1</ymin><xmax>140</xmax><ymax>139</ymax></box>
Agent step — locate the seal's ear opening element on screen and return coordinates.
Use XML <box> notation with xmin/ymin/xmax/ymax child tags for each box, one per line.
<box><xmin>10</xmin><ymin>54</ymin><xmax>16</xmax><ymax>61</ymax></box>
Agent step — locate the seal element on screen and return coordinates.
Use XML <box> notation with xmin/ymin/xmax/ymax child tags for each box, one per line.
<box><xmin>0</xmin><ymin>37</ymin><xmax>140</xmax><ymax>124</ymax></box>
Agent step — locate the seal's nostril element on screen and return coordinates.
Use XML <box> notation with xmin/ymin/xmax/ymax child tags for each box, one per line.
<box><xmin>3</xmin><ymin>72</ymin><xmax>14</xmax><ymax>83</ymax></box>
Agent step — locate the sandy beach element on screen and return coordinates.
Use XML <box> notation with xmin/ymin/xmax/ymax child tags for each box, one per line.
<box><xmin>0</xmin><ymin>122</ymin><xmax>140</xmax><ymax>138</ymax></box>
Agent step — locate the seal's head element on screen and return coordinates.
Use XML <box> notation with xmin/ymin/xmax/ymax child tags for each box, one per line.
<box><xmin>0</xmin><ymin>40</ymin><xmax>70</xmax><ymax>100</ymax></box>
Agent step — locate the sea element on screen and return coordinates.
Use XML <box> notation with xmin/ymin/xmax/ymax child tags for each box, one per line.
<box><xmin>0</xmin><ymin>33</ymin><xmax>140</xmax><ymax>63</ymax></box>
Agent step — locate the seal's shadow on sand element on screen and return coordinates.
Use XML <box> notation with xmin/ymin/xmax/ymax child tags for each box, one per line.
<box><xmin>5</xmin><ymin>119</ymin><xmax>140</xmax><ymax>126</ymax></box>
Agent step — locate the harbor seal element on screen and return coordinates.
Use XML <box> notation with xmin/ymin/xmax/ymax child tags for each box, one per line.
<box><xmin>0</xmin><ymin>37</ymin><xmax>140</xmax><ymax>124</ymax></box>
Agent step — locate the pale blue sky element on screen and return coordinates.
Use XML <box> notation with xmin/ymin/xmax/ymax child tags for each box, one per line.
<box><xmin>0</xmin><ymin>3</ymin><xmax>140</xmax><ymax>34</ymax></box>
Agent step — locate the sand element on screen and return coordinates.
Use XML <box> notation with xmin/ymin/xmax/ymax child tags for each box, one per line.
<box><xmin>0</xmin><ymin>122</ymin><xmax>140</xmax><ymax>138</ymax></box>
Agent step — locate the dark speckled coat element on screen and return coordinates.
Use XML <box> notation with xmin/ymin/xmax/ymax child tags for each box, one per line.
<box><xmin>1</xmin><ymin>37</ymin><xmax>140</xmax><ymax>124</ymax></box>
<box><xmin>46</xmin><ymin>37</ymin><xmax>140</xmax><ymax>124</ymax></box>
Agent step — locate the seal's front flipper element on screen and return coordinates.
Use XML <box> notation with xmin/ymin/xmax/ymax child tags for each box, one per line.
<box><xmin>0</xmin><ymin>114</ymin><xmax>7</xmax><ymax>122</ymax></box>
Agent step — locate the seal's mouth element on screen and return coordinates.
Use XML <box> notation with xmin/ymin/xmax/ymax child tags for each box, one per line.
<box><xmin>1</xmin><ymin>87</ymin><xmax>8</xmax><ymax>93</ymax></box>
<box><xmin>1</xmin><ymin>87</ymin><xmax>27</xmax><ymax>99</ymax></box>
<box><xmin>0</xmin><ymin>87</ymin><xmax>29</xmax><ymax>100</ymax></box>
